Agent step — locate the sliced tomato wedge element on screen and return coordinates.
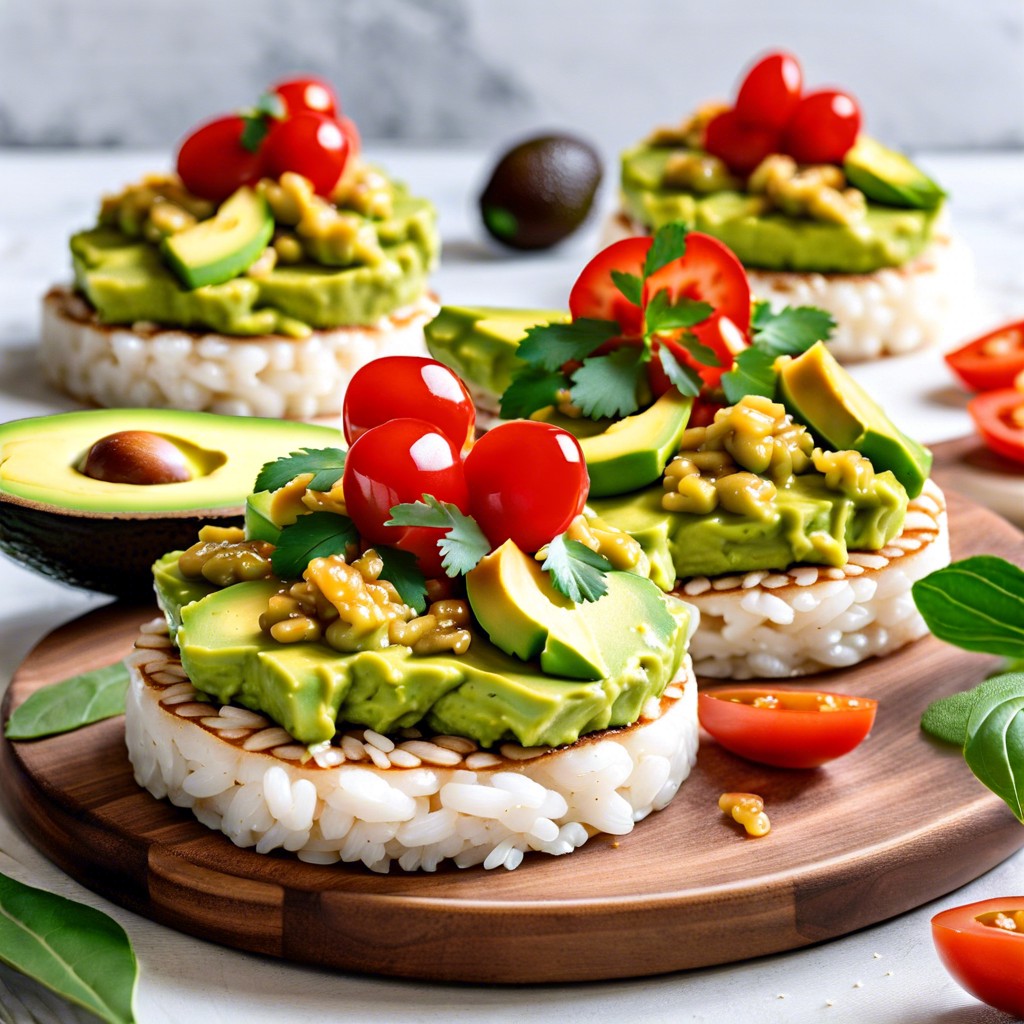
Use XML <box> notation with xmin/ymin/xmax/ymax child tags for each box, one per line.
<box><xmin>643</xmin><ymin>232</ymin><xmax>751</xmax><ymax>388</ymax></box>
<box><xmin>932</xmin><ymin>898</ymin><xmax>1024</xmax><ymax>1018</ymax></box>
<box><xmin>697</xmin><ymin>686</ymin><xmax>878</xmax><ymax>769</ymax></box>
<box><xmin>946</xmin><ymin>322</ymin><xmax>1024</xmax><ymax>392</ymax></box>
<box><xmin>568</xmin><ymin>236</ymin><xmax>650</xmax><ymax>338</ymax></box>
<box><xmin>968</xmin><ymin>388</ymin><xmax>1024</xmax><ymax>464</ymax></box>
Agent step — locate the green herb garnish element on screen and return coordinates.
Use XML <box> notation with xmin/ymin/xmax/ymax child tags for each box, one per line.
<box><xmin>376</xmin><ymin>545</ymin><xmax>428</xmax><ymax>613</ymax></box>
<box><xmin>4</xmin><ymin>662</ymin><xmax>130</xmax><ymax>740</ymax></box>
<box><xmin>0</xmin><ymin>871</ymin><xmax>138</xmax><ymax>1024</ymax></box>
<box><xmin>386</xmin><ymin>495</ymin><xmax>491</xmax><ymax>577</ymax></box>
<box><xmin>239</xmin><ymin>91</ymin><xmax>287</xmax><ymax>153</ymax></box>
<box><xmin>914</xmin><ymin>556</ymin><xmax>1024</xmax><ymax>822</ymax></box>
<box><xmin>271</xmin><ymin>511</ymin><xmax>359</xmax><ymax>578</ymax></box>
<box><xmin>541</xmin><ymin>534</ymin><xmax>613</xmax><ymax>603</ymax></box>
<box><xmin>255</xmin><ymin>447</ymin><xmax>347</xmax><ymax>494</ymax></box>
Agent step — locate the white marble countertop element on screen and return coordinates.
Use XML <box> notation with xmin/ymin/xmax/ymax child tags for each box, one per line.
<box><xmin>1</xmin><ymin>147</ymin><xmax>1023</xmax><ymax>1024</ymax></box>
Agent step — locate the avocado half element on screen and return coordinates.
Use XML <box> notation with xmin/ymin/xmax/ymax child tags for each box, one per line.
<box><xmin>0</xmin><ymin>409</ymin><xmax>342</xmax><ymax>600</ymax></box>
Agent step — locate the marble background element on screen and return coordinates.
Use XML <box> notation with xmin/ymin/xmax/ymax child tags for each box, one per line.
<box><xmin>2</xmin><ymin>0</ymin><xmax>1023</xmax><ymax>154</ymax></box>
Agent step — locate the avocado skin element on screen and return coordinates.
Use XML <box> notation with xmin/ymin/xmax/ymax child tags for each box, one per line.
<box><xmin>479</xmin><ymin>134</ymin><xmax>602</xmax><ymax>250</ymax></box>
<box><xmin>843</xmin><ymin>136</ymin><xmax>946</xmax><ymax>211</ymax></box>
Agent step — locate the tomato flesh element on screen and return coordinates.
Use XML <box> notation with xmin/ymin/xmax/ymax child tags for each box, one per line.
<box><xmin>642</xmin><ymin>232</ymin><xmax>751</xmax><ymax>388</ymax></box>
<box><xmin>704</xmin><ymin>109</ymin><xmax>780</xmax><ymax>175</ymax></box>
<box><xmin>734</xmin><ymin>51</ymin><xmax>803</xmax><ymax>131</ymax></box>
<box><xmin>343</xmin><ymin>356</ymin><xmax>476</xmax><ymax>451</ymax></box>
<box><xmin>697</xmin><ymin>686</ymin><xmax>878</xmax><ymax>768</ymax></box>
<box><xmin>968</xmin><ymin>388</ymin><xmax>1024</xmax><ymax>465</ymax></box>
<box><xmin>262</xmin><ymin>111</ymin><xmax>350</xmax><ymax>196</ymax></box>
<box><xmin>946</xmin><ymin>322</ymin><xmax>1024</xmax><ymax>392</ymax></box>
<box><xmin>342</xmin><ymin>418</ymin><xmax>469</xmax><ymax>568</ymax></box>
<box><xmin>782</xmin><ymin>89</ymin><xmax>861</xmax><ymax>165</ymax></box>
<box><xmin>176</xmin><ymin>115</ymin><xmax>264</xmax><ymax>202</ymax></box>
<box><xmin>272</xmin><ymin>77</ymin><xmax>339</xmax><ymax>118</ymax></box>
<box><xmin>463</xmin><ymin>421</ymin><xmax>588</xmax><ymax>553</ymax></box>
<box><xmin>932</xmin><ymin>898</ymin><xmax>1024</xmax><ymax>1018</ymax></box>
<box><xmin>568</xmin><ymin>237</ymin><xmax>650</xmax><ymax>338</ymax></box>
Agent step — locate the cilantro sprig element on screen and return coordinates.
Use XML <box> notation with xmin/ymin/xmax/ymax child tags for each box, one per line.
<box><xmin>541</xmin><ymin>535</ymin><xmax>612</xmax><ymax>603</ymax></box>
<box><xmin>255</xmin><ymin>447</ymin><xmax>347</xmax><ymax>494</ymax></box>
<box><xmin>271</xmin><ymin>511</ymin><xmax>359</xmax><ymax>579</ymax></box>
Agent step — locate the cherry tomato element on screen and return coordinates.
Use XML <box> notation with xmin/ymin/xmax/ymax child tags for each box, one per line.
<box><xmin>342</xmin><ymin>418</ymin><xmax>469</xmax><ymax>563</ymax></box>
<box><xmin>463</xmin><ymin>421</ymin><xmax>588</xmax><ymax>552</ymax></box>
<box><xmin>343</xmin><ymin>357</ymin><xmax>476</xmax><ymax>452</ymax></box>
<box><xmin>734</xmin><ymin>51</ymin><xmax>803</xmax><ymax>131</ymax></box>
<box><xmin>704</xmin><ymin>109</ymin><xmax>780</xmax><ymax>175</ymax></box>
<box><xmin>782</xmin><ymin>89</ymin><xmax>861</xmax><ymax>165</ymax></box>
<box><xmin>262</xmin><ymin>112</ymin><xmax>350</xmax><ymax>196</ymax></box>
<box><xmin>176</xmin><ymin>115</ymin><xmax>264</xmax><ymax>202</ymax></box>
<box><xmin>642</xmin><ymin>232</ymin><xmax>751</xmax><ymax>388</ymax></box>
<box><xmin>698</xmin><ymin>686</ymin><xmax>878</xmax><ymax>768</ymax></box>
<box><xmin>272</xmin><ymin>76</ymin><xmax>339</xmax><ymax>118</ymax></box>
<box><xmin>568</xmin><ymin>237</ymin><xmax>650</xmax><ymax>338</ymax></box>
<box><xmin>339</xmin><ymin>115</ymin><xmax>361</xmax><ymax>158</ymax></box>
<box><xmin>968</xmin><ymin>388</ymin><xmax>1024</xmax><ymax>465</ymax></box>
<box><xmin>932</xmin><ymin>898</ymin><xmax>1024</xmax><ymax>1018</ymax></box>
<box><xmin>946</xmin><ymin>322</ymin><xmax>1024</xmax><ymax>392</ymax></box>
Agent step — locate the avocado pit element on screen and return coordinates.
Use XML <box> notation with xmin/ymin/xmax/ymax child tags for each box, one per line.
<box><xmin>79</xmin><ymin>430</ymin><xmax>193</xmax><ymax>486</ymax></box>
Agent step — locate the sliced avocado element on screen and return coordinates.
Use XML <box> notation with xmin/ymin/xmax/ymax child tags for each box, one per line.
<box><xmin>465</xmin><ymin>539</ymin><xmax>689</xmax><ymax>682</ymax></box>
<box><xmin>844</xmin><ymin>136</ymin><xmax>946</xmax><ymax>211</ymax></box>
<box><xmin>776</xmin><ymin>342</ymin><xmax>932</xmax><ymax>498</ymax></box>
<box><xmin>537</xmin><ymin>388</ymin><xmax>693</xmax><ymax>497</ymax></box>
<box><xmin>424</xmin><ymin>305</ymin><xmax>568</xmax><ymax>401</ymax></box>
<box><xmin>0</xmin><ymin>409</ymin><xmax>341</xmax><ymax>597</ymax></box>
<box><xmin>171</xmin><ymin>575</ymin><xmax>690</xmax><ymax>748</ymax></box>
<box><xmin>161</xmin><ymin>187</ymin><xmax>274</xmax><ymax>289</ymax></box>
<box><xmin>479</xmin><ymin>134</ymin><xmax>602</xmax><ymax>250</ymax></box>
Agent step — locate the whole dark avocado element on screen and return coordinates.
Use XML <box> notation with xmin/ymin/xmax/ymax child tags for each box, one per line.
<box><xmin>479</xmin><ymin>134</ymin><xmax>602</xmax><ymax>250</ymax></box>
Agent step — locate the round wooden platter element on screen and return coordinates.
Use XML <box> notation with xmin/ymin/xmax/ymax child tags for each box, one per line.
<box><xmin>2</xmin><ymin>490</ymin><xmax>1024</xmax><ymax>985</ymax></box>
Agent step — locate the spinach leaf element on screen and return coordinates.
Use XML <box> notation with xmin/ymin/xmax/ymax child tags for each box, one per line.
<box><xmin>4</xmin><ymin>663</ymin><xmax>130</xmax><ymax>740</ymax></box>
<box><xmin>0</xmin><ymin>872</ymin><xmax>137</xmax><ymax>1024</ymax></box>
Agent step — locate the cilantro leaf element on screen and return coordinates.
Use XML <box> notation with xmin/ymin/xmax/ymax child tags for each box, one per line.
<box><xmin>517</xmin><ymin>318</ymin><xmax>620</xmax><ymax>372</ymax></box>
<box><xmin>499</xmin><ymin>366</ymin><xmax>566</xmax><ymax>419</ymax></box>
<box><xmin>674</xmin><ymin>332</ymin><xmax>722</xmax><ymax>367</ymax></box>
<box><xmin>656</xmin><ymin>344</ymin><xmax>704</xmax><ymax>397</ymax></box>
<box><xmin>255</xmin><ymin>447</ymin><xmax>347</xmax><ymax>494</ymax></box>
<box><xmin>643</xmin><ymin>222</ymin><xmax>689</xmax><ymax>278</ymax></box>
<box><xmin>750</xmin><ymin>302</ymin><xmax>836</xmax><ymax>355</ymax></box>
<box><xmin>386</xmin><ymin>495</ymin><xmax>491</xmax><ymax>577</ymax></box>
<box><xmin>376</xmin><ymin>545</ymin><xmax>428</xmax><ymax>613</ymax></box>
<box><xmin>611</xmin><ymin>270</ymin><xmax>643</xmax><ymax>307</ymax></box>
<box><xmin>644</xmin><ymin>290</ymin><xmax>714</xmax><ymax>334</ymax></box>
<box><xmin>569</xmin><ymin>345</ymin><xmax>645</xmax><ymax>419</ymax></box>
<box><xmin>271</xmin><ymin>512</ymin><xmax>359</xmax><ymax>579</ymax></box>
<box><xmin>542</xmin><ymin>534</ymin><xmax>612</xmax><ymax>603</ymax></box>
<box><xmin>720</xmin><ymin>346</ymin><xmax>778</xmax><ymax>405</ymax></box>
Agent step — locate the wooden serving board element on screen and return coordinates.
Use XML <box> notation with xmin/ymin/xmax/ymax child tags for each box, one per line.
<box><xmin>2</xmin><ymin>490</ymin><xmax>1023</xmax><ymax>984</ymax></box>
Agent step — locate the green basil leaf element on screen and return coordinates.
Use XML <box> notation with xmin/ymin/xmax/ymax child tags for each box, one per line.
<box><xmin>912</xmin><ymin>556</ymin><xmax>1024</xmax><ymax>658</ymax></box>
<box><xmin>921</xmin><ymin>672</ymin><xmax>1024</xmax><ymax>746</ymax></box>
<box><xmin>964</xmin><ymin>673</ymin><xmax>1024</xmax><ymax>822</ymax></box>
<box><xmin>271</xmin><ymin>512</ymin><xmax>359</xmax><ymax>579</ymax></box>
<box><xmin>0</xmin><ymin>872</ymin><xmax>138</xmax><ymax>1024</ymax></box>
<box><xmin>5</xmin><ymin>662</ymin><xmax>129</xmax><ymax>740</ymax></box>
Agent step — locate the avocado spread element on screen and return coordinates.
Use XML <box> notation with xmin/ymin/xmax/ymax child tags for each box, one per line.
<box><xmin>72</xmin><ymin>166</ymin><xmax>439</xmax><ymax>338</ymax></box>
<box><xmin>152</xmin><ymin>551</ymin><xmax>693</xmax><ymax>749</ymax></box>
<box><xmin>620</xmin><ymin>144</ymin><xmax>944</xmax><ymax>273</ymax></box>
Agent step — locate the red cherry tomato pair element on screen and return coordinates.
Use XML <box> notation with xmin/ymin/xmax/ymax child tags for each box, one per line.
<box><xmin>568</xmin><ymin>232</ymin><xmax>751</xmax><ymax>392</ymax></box>
<box><xmin>704</xmin><ymin>51</ymin><xmax>861</xmax><ymax>173</ymax></box>
<box><xmin>341</xmin><ymin>358</ymin><xmax>588</xmax><ymax>575</ymax></box>
<box><xmin>931</xmin><ymin>899</ymin><xmax>1024</xmax><ymax>1018</ymax></box>
<box><xmin>698</xmin><ymin>686</ymin><xmax>878</xmax><ymax>768</ymax></box>
<box><xmin>177</xmin><ymin>77</ymin><xmax>354</xmax><ymax>202</ymax></box>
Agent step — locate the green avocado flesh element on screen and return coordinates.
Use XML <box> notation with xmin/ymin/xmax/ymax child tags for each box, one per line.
<box><xmin>161</xmin><ymin>187</ymin><xmax>274</xmax><ymax>289</ymax></box>
<box><xmin>537</xmin><ymin>388</ymin><xmax>693</xmax><ymax>497</ymax></box>
<box><xmin>778</xmin><ymin>342</ymin><xmax>933</xmax><ymax>498</ymax></box>
<box><xmin>591</xmin><ymin>469</ymin><xmax>907</xmax><ymax>585</ymax></box>
<box><xmin>156</xmin><ymin>557</ymin><xmax>692</xmax><ymax>748</ymax></box>
<box><xmin>843</xmin><ymin>137</ymin><xmax>946</xmax><ymax>211</ymax></box>
<box><xmin>620</xmin><ymin>144</ymin><xmax>943</xmax><ymax>273</ymax></box>
<box><xmin>72</xmin><ymin>192</ymin><xmax>438</xmax><ymax>336</ymax></box>
<box><xmin>0</xmin><ymin>409</ymin><xmax>342</xmax><ymax>512</ymax></box>
<box><xmin>424</xmin><ymin>305</ymin><xmax>568</xmax><ymax>399</ymax></box>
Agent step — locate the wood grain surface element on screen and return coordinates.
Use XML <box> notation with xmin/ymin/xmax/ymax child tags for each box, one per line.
<box><xmin>2</xmin><ymin>488</ymin><xmax>1023</xmax><ymax>984</ymax></box>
